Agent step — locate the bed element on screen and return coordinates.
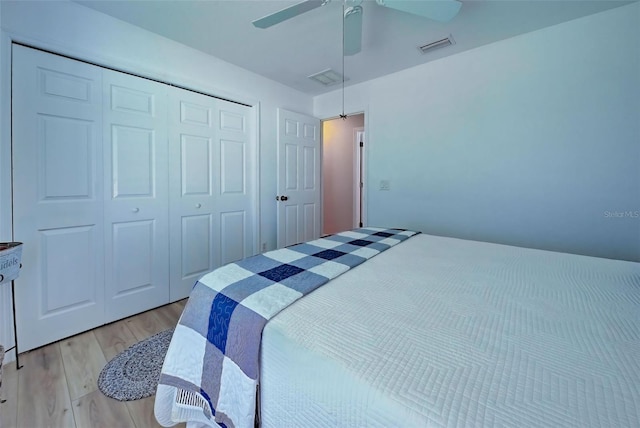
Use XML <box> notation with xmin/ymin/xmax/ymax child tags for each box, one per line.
<box><xmin>155</xmin><ymin>228</ymin><xmax>640</xmax><ymax>427</ymax></box>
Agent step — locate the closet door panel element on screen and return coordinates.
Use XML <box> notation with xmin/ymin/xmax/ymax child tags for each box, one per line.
<box><xmin>216</xmin><ymin>102</ymin><xmax>256</xmax><ymax>265</ymax></box>
<box><xmin>111</xmin><ymin>125</ymin><xmax>155</xmax><ymax>197</ymax></box>
<box><xmin>181</xmin><ymin>134</ymin><xmax>212</xmax><ymax>195</ymax></box>
<box><xmin>168</xmin><ymin>90</ymin><xmax>256</xmax><ymax>301</ymax></box>
<box><xmin>103</xmin><ymin>70</ymin><xmax>169</xmax><ymax>322</ymax></box>
<box><xmin>220</xmin><ymin>211</ymin><xmax>246</xmax><ymax>265</ymax></box>
<box><xmin>12</xmin><ymin>45</ymin><xmax>105</xmax><ymax>351</ymax></box>
<box><xmin>168</xmin><ymin>89</ymin><xmax>218</xmax><ymax>301</ymax></box>
<box><xmin>220</xmin><ymin>139</ymin><xmax>246</xmax><ymax>194</ymax></box>
<box><xmin>181</xmin><ymin>214</ymin><xmax>213</xmax><ymax>279</ymax></box>
<box><xmin>111</xmin><ymin>220</ymin><xmax>155</xmax><ymax>294</ymax></box>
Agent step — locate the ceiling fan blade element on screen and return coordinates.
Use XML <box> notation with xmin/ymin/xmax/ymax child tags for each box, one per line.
<box><xmin>252</xmin><ymin>0</ymin><xmax>327</xmax><ymax>29</ymax></box>
<box><xmin>376</xmin><ymin>0</ymin><xmax>461</xmax><ymax>23</ymax></box>
<box><xmin>344</xmin><ymin>5</ymin><xmax>363</xmax><ymax>56</ymax></box>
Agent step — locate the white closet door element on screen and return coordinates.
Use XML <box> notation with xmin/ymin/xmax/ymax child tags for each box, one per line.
<box><xmin>12</xmin><ymin>45</ymin><xmax>105</xmax><ymax>351</ymax></box>
<box><xmin>12</xmin><ymin>45</ymin><xmax>257</xmax><ymax>348</ymax></box>
<box><xmin>216</xmin><ymin>101</ymin><xmax>256</xmax><ymax>264</ymax></box>
<box><xmin>168</xmin><ymin>88</ymin><xmax>217</xmax><ymax>301</ymax></box>
<box><xmin>168</xmin><ymin>88</ymin><xmax>256</xmax><ymax>301</ymax></box>
<box><xmin>103</xmin><ymin>69</ymin><xmax>169</xmax><ymax>322</ymax></box>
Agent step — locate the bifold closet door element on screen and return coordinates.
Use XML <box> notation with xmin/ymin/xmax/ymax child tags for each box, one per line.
<box><xmin>103</xmin><ymin>69</ymin><xmax>170</xmax><ymax>322</ymax></box>
<box><xmin>168</xmin><ymin>88</ymin><xmax>256</xmax><ymax>301</ymax></box>
<box><xmin>12</xmin><ymin>45</ymin><xmax>106</xmax><ymax>351</ymax></box>
<box><xmin>12</xmin><ymin>45</ymin><xmax>257</xmax><ymax>349</ymax></box>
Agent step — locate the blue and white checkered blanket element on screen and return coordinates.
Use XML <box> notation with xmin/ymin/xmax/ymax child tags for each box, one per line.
<box><xmin>156</xmin><ymin>227</ymin><xmax>419</xmax><ymax>428</ymax></box>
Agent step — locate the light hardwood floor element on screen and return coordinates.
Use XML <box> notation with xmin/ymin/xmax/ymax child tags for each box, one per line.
<box><xmin>0</xmin><ymin>300</ymin><xmax>187</xmax><ymax>428</ymax></box>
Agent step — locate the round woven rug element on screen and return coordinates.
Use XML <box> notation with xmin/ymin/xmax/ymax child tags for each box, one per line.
<box><xmin>98</xmin><ymin>328</ymin><xmax>173</xmax><ymax>401</ymax></box>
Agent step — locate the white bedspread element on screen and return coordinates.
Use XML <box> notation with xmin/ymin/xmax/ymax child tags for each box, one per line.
<box><xmin>260</xmin><ymin>234</ymin><xmax>640</xmax><ymax>427</ymax></box>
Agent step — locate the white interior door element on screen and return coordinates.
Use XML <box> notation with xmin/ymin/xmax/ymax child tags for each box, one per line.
<box><xmin>168</xmin><ymin>88</ymin><xmax>256</xmax><ymax>301</ymax></box>
<box><xmin>277</xmin><ymin>108</ymin><xmax>321</xmax><ymax>247</ymax></box>
<box><xmin>12</xmin><ymin>45</ymin><xmax>106</xmax><ymax>351</ymax></box>
<box><xmin>102</xmin><ymin>69</ymin><xmax>169</xmax><ymax>322</ymax></box>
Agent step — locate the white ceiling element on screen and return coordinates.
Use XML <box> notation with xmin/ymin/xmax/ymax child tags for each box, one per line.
<box><xmin>75</xmin><ymin>0</ymin><xmax>633</xmax><ymax>95</ymax></box>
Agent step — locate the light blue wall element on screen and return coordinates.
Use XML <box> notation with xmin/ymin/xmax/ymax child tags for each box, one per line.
<box><xmin>316</xmin><ymin>3</ymin><xmax>640</xmax><ymax>261</ymax></box>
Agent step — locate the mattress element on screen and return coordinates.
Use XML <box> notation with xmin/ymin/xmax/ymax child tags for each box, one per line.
<box><xmin>260</xmin><ymin>234</ymin><xmax>640</xmax><ymax>427</ymax></box>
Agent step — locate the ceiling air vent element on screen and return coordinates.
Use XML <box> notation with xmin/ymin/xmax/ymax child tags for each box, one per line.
<box><xmin>418</xmin><ymin>35</ymin><xmax>455</xmax><ymax>54</ymax></box>
<box><xmin>308</xmin><ymin>69</ymin><xmax>348</xmax><ymax>86</ymax></box>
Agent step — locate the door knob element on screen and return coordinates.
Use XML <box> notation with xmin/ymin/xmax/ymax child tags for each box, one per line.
<box><xmin>132</xmin><ymin>207</ymin><xmax>140</xmax><ymax>213</ymax></box>
<box><xmin>195</xmin><ymin>203</ymin><xmax>202</xmax><ymax>209</ymax></box>
<box><xmin>276</xmin><ymin>195</ymin><xmax>289</xmax><ymax>201</ymax></box>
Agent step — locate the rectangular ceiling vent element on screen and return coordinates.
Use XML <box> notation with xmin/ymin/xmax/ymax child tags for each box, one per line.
<box><xmin>308</xmin><ymin>69</ymin><xmax>348</xmax><ymax>86</ymax></box>
<box><xmin>418</xmin><ymin>35</ymin><xmax>455</xmax><ymax>54</ymax></box>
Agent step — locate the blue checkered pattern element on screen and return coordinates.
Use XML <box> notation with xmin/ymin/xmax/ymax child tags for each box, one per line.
<box><xmin>158</xmin><ymin>227</ymin><xmax>419</xmax><ymax>428</ymax></box>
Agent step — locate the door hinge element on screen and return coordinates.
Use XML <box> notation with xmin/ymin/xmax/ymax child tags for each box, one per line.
<box><xmin>359</xmin><ymin>141</ymin><xmax>364</xmax><ymax>147</ymax></box>
<box><xmin>359</xmin><ymin>222</ymin><xmax>363</xmax><ymax>227</ymax></box>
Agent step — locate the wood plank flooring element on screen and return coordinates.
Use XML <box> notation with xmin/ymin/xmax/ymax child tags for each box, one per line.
<box><xmin>0</xmin><ymin>300</ymin><xmax>187</xmax><ymax>428</ymax></box>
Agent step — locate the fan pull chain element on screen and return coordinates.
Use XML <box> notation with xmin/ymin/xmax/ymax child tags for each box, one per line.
<box><xmin>340</xmin><ymin>1</ymin><xmax>347</xmax><ymax>120</ymax></box>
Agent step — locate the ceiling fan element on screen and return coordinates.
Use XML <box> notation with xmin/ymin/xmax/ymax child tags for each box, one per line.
<box><xmin>252</xmin><ymin>0</ymin><xmax>462</xmax><ymax>56</ymax></box>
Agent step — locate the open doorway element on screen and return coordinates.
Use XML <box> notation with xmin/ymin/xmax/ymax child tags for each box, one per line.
<box><xmin>322</xmin><ymin>113</ymin><xmax>365</xmax><ymax>235</ymax></box>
